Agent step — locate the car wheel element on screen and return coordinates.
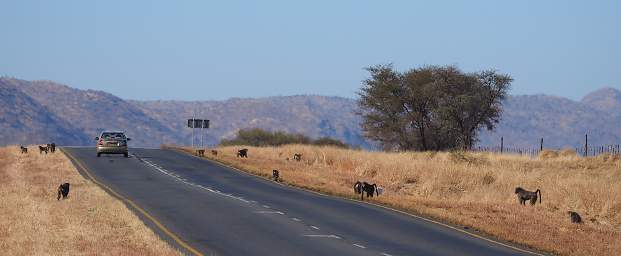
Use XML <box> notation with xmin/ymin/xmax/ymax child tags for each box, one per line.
<box><xmin>124</xmin><ymin>153</ymin><xmax>129</xmax><ymax>158</ymax></box>
<box><xmin>97</xmin><ymin>152</ymin><xmax>101</xmax><ymax>157</ymax></box>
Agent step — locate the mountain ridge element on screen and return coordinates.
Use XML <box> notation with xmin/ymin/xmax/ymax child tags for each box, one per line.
<box><xmin>1</xmin><ymin>76</ymin><xmax>619</xmax><ymax>149</ymax></box>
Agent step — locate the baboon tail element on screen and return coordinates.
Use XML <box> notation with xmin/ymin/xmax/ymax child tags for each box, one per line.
<box><xmin>536</xmin><ymin>189</ymin><xmax>541</xmax><ymax>204</ymax></box>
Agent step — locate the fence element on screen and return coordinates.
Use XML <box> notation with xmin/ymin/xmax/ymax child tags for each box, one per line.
<box><xmin>472</xmin><ymin>135</ymin><xmax>621</xmax><ymax>158</ymax></box>
<box><xmin>575</xmin><ymin>144</ymin><xmax>621</xmax><ymax>157</ymax></box>
<box><xmin>471</xmin><ymin>146</ymin><xmax>542</xmax><ymax>157</ymax></box>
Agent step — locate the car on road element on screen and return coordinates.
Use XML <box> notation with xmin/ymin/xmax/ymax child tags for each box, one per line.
<box><xmin>95</xmin><ymin>131</ymin><xmax>131</xmax><ymax>157</ymax></box>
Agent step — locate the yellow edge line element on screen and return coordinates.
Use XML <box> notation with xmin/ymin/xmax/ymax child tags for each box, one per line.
<box><xmin>62</xmin><ymin>149</ymin><xmax>204</xmax><ymax>256</ymax></box>
<box><xmin>180</xmin><ymin>149</ymin><xmax>545</xmax><ymax>256</ymax></box>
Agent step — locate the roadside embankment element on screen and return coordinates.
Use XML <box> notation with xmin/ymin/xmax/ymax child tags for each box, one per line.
<box><xmin>0</xmin><ymin>146</ymin><xmax>181</xmax><ymax>255</ymax></box>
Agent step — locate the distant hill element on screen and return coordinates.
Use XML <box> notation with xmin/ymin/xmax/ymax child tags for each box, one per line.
<box><xmin>478</xmin><ymin>92</ymin><xmax>621</xmax><ymax>149</ymax></box>
<box><xmin>1</xmin><ymin>76</ymin><xmax>620</xmax><ymax>149</ymax></box>
<box><xmin>129</xmin><ymin>95</ymin><xmax>370</xmax><ymax>148</ymax></box>
<box><xmin>0</xmin><ymin>82</ymin><xmax>88</xmax><ymax>146</ymax></box>
<box><xmin>1</xmin><ymin>78</ymin><xmax>181</xmax><ymax>147</ymax></box>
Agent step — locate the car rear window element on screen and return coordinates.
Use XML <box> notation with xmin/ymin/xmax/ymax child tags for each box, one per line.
<box><xmin>101</xmin><ymin>133</ymin><xmax>126</xmax><ymax>140</ymax></box>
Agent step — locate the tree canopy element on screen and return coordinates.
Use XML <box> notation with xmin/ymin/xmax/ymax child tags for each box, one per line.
<box><xmin>358</xmin><ymin>64</ymin><xmax>512</xmax><ymax>151</ymax></box>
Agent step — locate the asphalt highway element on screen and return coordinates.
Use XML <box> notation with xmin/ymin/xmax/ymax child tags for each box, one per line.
<box><xmin>63</xmin><ymin>147</ymin><xmax>540</xmax><ymax>256</ymax></box>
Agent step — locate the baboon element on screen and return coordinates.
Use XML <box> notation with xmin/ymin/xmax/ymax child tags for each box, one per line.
<box><xmin>57</xmin><ymin>183</ymin><xmax>70</xmax><ymax>200</ymax></box>
<box><xmin>237</xmin><ymin>148</ymin><xmax>248</xmax><ymax>158</ymax></box>
<box><xmin>293</xmin><ymin>154</ymin><xmax>302</xmax><ymax>161</ymax></box>
<box><xmin>48</xmin><ymin>143</ymin><xmax>56</xmax><ymax>153</ymax></box>
<box><xmin>196</xmin><ymin>149</ymin><xmax>205</xmax><ymax>157</ymax></box>
<box><xmin>354</xmin><ymin>181</ymin><xmax>378</xmax><ymax>201</ymax></box>
<box><xmin>211</xmin><ymin>150</ymin><xmax>218</xmax><ymax>156</ymax></box>
<box><xmin>568</xmin><ymin>211</ymin><xmax>582</xmax><ymax>223</ymax></box>
<box><xmin>20</xmin><ymin>146</ymin><xmax>28</xmax><ymax>154</ymax></box>
<box><xmin>39</xmin><ymin>145</ymin><xmax>48</xmax><ymax>154</ymax></box>
<box><xmin>514</xmin><ymin>187</ymin><xmax>541</xmax><ymax>205</ymax></box>
<box><xmin>272</xmin><ymin>170</ymin><xmax>279</xmax><ymax>181</ymax></box>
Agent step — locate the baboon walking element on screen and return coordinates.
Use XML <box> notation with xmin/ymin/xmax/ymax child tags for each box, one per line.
<box><xmin>57</xmin><ymin>183</ymin><xmax>70</xmax><ymax>200</ymax></box>
<box><xmin>354</xmin><ymin>181</ymin><xmax>378</xmax><ymax>201</ymax></box>
<box><xmin>272</xmin><ymin>170</ymin><xmax>279</xmax><ymax>181</ymax></box>
<box><xmin>514</xmin><ymin>187</ymin><xmax>541</xmax><ymax>205</ymax></box>
<box><xmin>211</xmin><ymin>150</ymin><xmax>218</xmax><ymax>156</ymax></box>
<box><xmin>39</xmin><ymin>145</ymin><xmax>48</xmax><ymax>154</ymax></box>
<box><xmin>20</xmin><ymin>146</ymin><xmax>28</xmax><ymax>154</ymax></box>
<box><xmin>568</xmin><ymin>211</ymin><xmax>582</xmax><ymax>223</ymax></box>
<box><xmin>48</xmin><ymin>143</ymin><xmax>56</xmax><ymax>153</ymax></box>
<box><xmin>237</xmin><ymin>148</ymin><xmax>248</xmax><ymax>158</ymax></box>
<box><xmin>293</xmin><ymin>154</ymin><xmax>302</xmax><ymax>161</ymax></box>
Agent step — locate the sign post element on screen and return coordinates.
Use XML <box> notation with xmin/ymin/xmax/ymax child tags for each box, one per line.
<box><xmin>187</xmin><ymin>118</ymin><xmax>210</xmax><ymax>150</ymax></box>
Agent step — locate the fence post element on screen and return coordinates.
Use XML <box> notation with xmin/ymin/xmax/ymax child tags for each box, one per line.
<box><xmin>540</xmin><ymin>138</ymin><xmax>543</xmax><ymax>151</ymax></box>
<box><xmin>500</xmin><ymin>137</ymin><xmax>504</xmax><ymax>154</ymax></box>
<box><xmin>584</xmin><ymin>134</ymin><xmax>588</xmax><ymax>157</ymax></box>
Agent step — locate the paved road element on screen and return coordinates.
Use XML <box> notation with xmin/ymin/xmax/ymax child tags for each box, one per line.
<box><xmin>63</xmin><ymin>147</ymin><xmax>540</xmax><ymax>256</ymax></box>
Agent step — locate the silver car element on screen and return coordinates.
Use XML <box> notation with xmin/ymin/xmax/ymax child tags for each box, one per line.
<box><xmin>96</xmin><ymin>131</ymin><xmax>131</xmax><ymax>157</ymax></box>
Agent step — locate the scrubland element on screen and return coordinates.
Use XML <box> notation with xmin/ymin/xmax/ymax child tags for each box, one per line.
<box><xmin>171</xmin><ymin>145</ymin><xmax>621</xmax><ymax>256</ymax></box>
<box><xmin>0</xmin><ymin>146</ymin><xmax>181</xmax><ymax>255</ymax></box>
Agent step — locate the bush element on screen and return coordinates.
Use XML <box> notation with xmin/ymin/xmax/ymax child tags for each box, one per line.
<box><xmin>219</xmin><ymin>128</ymin><xmax>349</xmax><ymax>148</ymax></box>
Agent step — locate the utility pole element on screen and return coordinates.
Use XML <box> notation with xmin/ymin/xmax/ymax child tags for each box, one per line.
<box><xmin>200</xmin><ymin>108</ymin><xmax>204</xmax><ymax>150</ymax></box>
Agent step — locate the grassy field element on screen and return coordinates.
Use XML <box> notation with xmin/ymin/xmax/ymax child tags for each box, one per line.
<box><xmin>169</xmin><ymin>144</ymin><xmax>621</xmax><ymax>256</ymax></box>
<box><xmin>0</xmin><ymin>146</ymin><xmax>181</xmax><ymax>255</ymax></box>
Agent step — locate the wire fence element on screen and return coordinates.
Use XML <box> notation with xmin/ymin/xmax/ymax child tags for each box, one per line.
<box><xmin>472</xmin><ymin>135</ymin><xmax>621</xmax><ymax>158</ymax></box>
<box><xmin>575</xmin><ymin>144</ymin><xmax>621</xmax><ymax>157</ymax></box>
<box><xmin>471</xmin><ymin>146</ymin><xmax>543</xmax><ymax>157</ymax></box>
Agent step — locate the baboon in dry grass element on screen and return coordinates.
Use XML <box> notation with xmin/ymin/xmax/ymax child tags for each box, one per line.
<box><xmin>57</xmin><ymin>183</ymin><xmax>70</xmax><ymax>200</ymax></box>
<box><xmin>211</xmin><ymin>150</ymin><xmax>218</xmax><ymax>156</ymax></box>
<box><xmin>514</xmin><ymin>187</ymin><xmax>541</xmax><ymax>205</ymax></box>
<box><xmin>20</xmin><ymin>146</ymin><xmax>28</xmax><ymax>154</ymax></box>
<box><xmin>196</xmin><ymin>149</ymin><xmax>205</xmax><ymax>157</ymax></box>
<box><xmin>39</xmin><ymin>145</ymin><xmax>48</xmax><ymax>154</ymax></box>
<box><xmin>568</xmin><ymin>211</ymin><xmax>582</xmax><ymax>223</ymax></box>
<box><xmin>272</xmin><ymin>170</ymin><xmax>279</xmax><ymax>181</ymax></box>
<box><xmin>237</xmin><ymin>148</ymin><xmax>248</xmax><ymax>158</ymax></box>
<box><xmin>354</xmin><ymin>181</ymin><xmax>378</xmax><ymax>201</ymax></box>
<box><xmin>49</xmin><ymin>143</ymin><xmax>56</xmax><ymax>153</ymax></box>
<box><xmin>293</xmin><ymin>153</ymin><xmax>302</xmax><ymax>161</ymax></box>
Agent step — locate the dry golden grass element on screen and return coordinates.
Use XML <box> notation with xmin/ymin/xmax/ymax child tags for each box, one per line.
<box><xmin>169</xmin><ymin>144</ymin><xmax>621</xmax><ymax>256</ymax></box>
<box><xmin>0</xmin><ymin>146</ymin><xmax>181</xmax><ymax>255</ymax></box>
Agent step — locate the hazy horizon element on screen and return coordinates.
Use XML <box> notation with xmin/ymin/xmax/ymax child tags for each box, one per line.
<box><xmin>1</xmin><ymin>1</ymin><xmax>619</xmax><ymax>101</ymax></box>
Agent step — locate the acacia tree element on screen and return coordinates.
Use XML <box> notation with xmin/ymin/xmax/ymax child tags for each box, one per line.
<box><xmin>358</xmin><ymin>64</ymin><xmax>511</xmax><ymax>151</ymax></box>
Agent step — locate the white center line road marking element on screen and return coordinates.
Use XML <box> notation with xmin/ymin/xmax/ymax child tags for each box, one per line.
<box><xmin>263</xmin><ymin>205</ymin><xmax>271</xmax><ymax>209</ymax></box>
<box><xmin>292</xmin><ymin>218</ymin><xmax>301</xmax><ymax>222</ymax></box>
<box><xmin>139</xmin><ymin>158</ymin><xmax>251</xmax><ymax>203</ymax></box>
<box><xmin>311</xmin><ymin>226</ymin><xmax>320</xmax><ymax>230</ymax></box>
<box><xmin>303</xmin><ymin>235</ymin><xmax>341</xmax><ymax>239</ymax></box>
<box><xmin>353</xmin><ymin>244</ymin><xmax>366</xmax><ymax>249</ymax></box>
<box><xmin>380</xmin><ymin>253</ymin><xmax>393</xmax><ymax>256</ymax></box>
<box><xmin>254</xmin><ymin>211</ymin><xmax>284</xmax><ymax>215</ymax></box>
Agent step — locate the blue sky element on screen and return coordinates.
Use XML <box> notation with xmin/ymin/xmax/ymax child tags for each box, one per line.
<box><xmin>1</xmin><ymin>0</ymin><xmax>619</xmax><ymax>101</ymax></box>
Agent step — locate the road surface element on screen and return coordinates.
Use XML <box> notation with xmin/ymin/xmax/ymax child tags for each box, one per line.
<box><xmin>62</xmin><ymin>147</ymin><xmax>541</xmax><ymax>256</ymax></box>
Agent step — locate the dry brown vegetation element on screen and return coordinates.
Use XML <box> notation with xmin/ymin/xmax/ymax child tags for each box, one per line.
<box><xmin>170</xmin><ymin>145</ymin><xmax>621</xmax><ymax>256</ymax></box>
<box><xmin>0</xmin><ymin>146</ymin><xmax>181</xmax><ymax>255</ymax></box>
